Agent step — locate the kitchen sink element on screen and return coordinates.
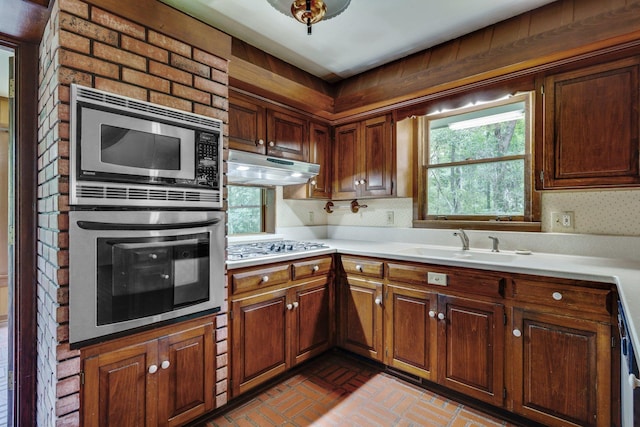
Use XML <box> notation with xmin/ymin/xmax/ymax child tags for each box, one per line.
<box><xmin>395</xmin><ymin>246</ymin><xmax>517</xmax><ymax>263</ymax></box>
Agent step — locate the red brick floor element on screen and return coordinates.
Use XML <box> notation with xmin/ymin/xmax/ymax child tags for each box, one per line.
<box><xmin>198</xmin><ymin>353</ymin><xmax>519</xmax><ymax>427</ymax></box>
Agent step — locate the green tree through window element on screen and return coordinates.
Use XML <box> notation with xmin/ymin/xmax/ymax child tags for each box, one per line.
<box><xmin>228</xmin><ymin>185</ymin><xmax>263</xmax><ymax>234</ymax></box>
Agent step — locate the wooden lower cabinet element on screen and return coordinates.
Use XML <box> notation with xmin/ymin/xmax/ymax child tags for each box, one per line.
<box><xmin>511</xmin><ymin>309</ymin><xmax>612</xmax><ymax>427</ymax></box>
<box><xmin>385</xmin><ymin>285</ymin><xmax>504</xmax><ymax>406</ymax></box>
<box><xmin>82</xmin><ymin>318</ymin><xmax>215</xmax><ymax>427</ymax></box>
<box><xmin>230</xmin><ymin>270</ymin><xmax>333</xmax><ymax>397</ymax></box>
<box><xmin>339</xmin><ymin>275</ymin><xmax>384</xmax><ymax>361</ymax></box>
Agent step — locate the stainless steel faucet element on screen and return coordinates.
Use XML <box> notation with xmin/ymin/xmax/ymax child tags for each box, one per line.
<box><xmin>488</xmin><ymin>236</ymin><xmax>500</xmax><ymax>252</ymax></box>
<box><xmin>453</xmin><ymin>229</ymin><xmax>469</xmax><ymax>250</ymax></box>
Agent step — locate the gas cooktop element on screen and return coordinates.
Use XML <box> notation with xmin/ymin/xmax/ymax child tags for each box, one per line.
<box><xmin>227</xmin><ymin>240</ymin><xmax>329</xmax><ymax>261</ymax></box>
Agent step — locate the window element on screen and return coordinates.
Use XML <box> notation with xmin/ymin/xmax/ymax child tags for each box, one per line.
<box><xmin>417</xmin><ymin>93</ymin><xmax>539</xmax><ymax>229</ymax></box>
<box><xmin>227</xmin><ymin>185</ymin><xmax>274</xmax><ymax>234</ymax></box>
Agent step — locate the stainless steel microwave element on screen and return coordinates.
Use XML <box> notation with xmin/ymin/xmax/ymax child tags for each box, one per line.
<box><xmin>69</xmin><ymin>84</ymin><xmax>223</xmax><ymax>208</ymax></box>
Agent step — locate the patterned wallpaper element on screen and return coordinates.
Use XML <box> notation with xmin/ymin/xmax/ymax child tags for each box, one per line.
<box><xmin>278</xmin><ymin>188</ymin><xmax>640</xmax><ymax>236</ymax></box>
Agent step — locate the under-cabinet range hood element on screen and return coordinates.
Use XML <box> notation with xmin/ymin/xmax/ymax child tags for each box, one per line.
<box><xmin>226</xmin><ymin>149</ymin><xmax>320</xmax><ymax>186</ymax></box>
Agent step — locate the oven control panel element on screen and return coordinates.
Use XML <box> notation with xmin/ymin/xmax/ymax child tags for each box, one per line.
<box><xmin>196</xmin><ymin>131</ymin><xmax>220</xmax><ymax>188</ymax></box>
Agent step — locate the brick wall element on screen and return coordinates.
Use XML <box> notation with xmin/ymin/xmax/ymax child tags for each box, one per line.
<box><xmin>37</xmin><ymin>0</ymin><xmax>229</xmax><ymax>425</ymax></box>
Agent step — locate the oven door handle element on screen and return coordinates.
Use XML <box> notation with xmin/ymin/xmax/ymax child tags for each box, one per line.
<box><xmin>76</xmin><ymin>218</ymin><xmax>221</xmax><ymax>231</ymax></box>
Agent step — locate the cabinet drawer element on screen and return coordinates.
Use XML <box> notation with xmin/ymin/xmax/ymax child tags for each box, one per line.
<box><xmin>292</xmin><ymin>256</ymin><xmax>332</xmax><ymax>280</ymax></box>
<box><xmin>512</xmin><ymin>279</ymin><xmax>611</xmax><ymax>315</ymax></box>
<box><xmin>231</xmin><ymin>264</ymin><xmax>291</xmax><ymax>294</ymax></box>
<box><xmin>387</xmin><ymin>262</ymin><xmax>504</xmax><ymax>298</ymax></box>
<box><xmin>341</xmin><ymin>256</ymin><xmax>384</xmax><ymax>278</ymax></box>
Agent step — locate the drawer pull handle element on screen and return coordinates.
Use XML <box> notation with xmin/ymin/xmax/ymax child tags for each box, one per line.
<box><xmin>149</xmin><ymin>253</ymin><xmax>158</xmax><ymax>259</ymax></box>
<box><xmin>552</xmin><ymin>292</ymin><xmax>563</xmax><ymax>301</ymax></box>
<box><xmin>437</xmin><ymin>312</ymin><xmax>445</xmax><ymax>320</ymax></box>
<box><xmin>513</xmin><ymin>329</ymin><xmax>522</xmax><ymax>338</ymax></box>
<box><xmin>160</xmin><ymin>274</ymin><xmax>170</xmax><ymax>280</ymax></box>
<box><xmin>312</xmin><ymin>265</ymin><xmax>320</xmax><ymax>272</ymax></box>
<box><xmin>148</xmin><ymin>364</ymin><xmax>158</xmax><ymax>374</ymax></box>
<box><xmin>355</xmin><ymin>264</ymin><xmax>363</xmax><ymax>272</ymax></box>
<box><xmin>287</xmin><ymin>303</ymin><xmax>293</xmax><ymax>310</ymax></box>
<box><xmin>375</xmin><ymin>297</ymin><xmax>382</xmax><ymax>306</ymax></box>
<box><xmin>428</xmin><ymin>310</ymin><xmax>436</xmax><ymax>318</ymax></box>
<box><xmin>629</xmin><ymin>374</ymin><xmax>640</xmax><ymax>389</ymax></box>
<box><xmin>161</xmin><ymin>360</ymin><xmax>170</xmax><ymax>370</ymax></box>
<box><xmin>261</xmin><ymin>276</ymin><xmax>269</xmax><ymax>283</ymax></box>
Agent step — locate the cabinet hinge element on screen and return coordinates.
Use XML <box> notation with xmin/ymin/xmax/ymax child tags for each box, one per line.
<box><xmin>540</xmin><ymin>84</ymin><xmax>544</xmax><ymax>95</ymax></box>
<box><xmin>612</xmin><ymin>336</ymin><xmax>617</xmax><ymax>348</ymax></box>
<box><xmin>385</xmin><ymin>348</ymin><xmax>388</xmax><ymax>358</ymax></box>
<box><xmin>503</xmin><ymin>388</ymin><xmax>507</xmax><ymax>399</ymax></box>
<box><xmin>8</xmin><ymin>78</ymin><xmax>15</xmax><ymax>99</ymax></box>
<box><xmin>229</xmin><ymin>311</ymin><xmax>233</xmax><ymax>321</ymax></box>
<box><xmin>7</xmin><ymin>370</ymin><xmax>13</xmax><ymax>391</ymax></box>
<box><xmin>503</xmin><ymin>313</ymin><xmax>507</xmax><ymax>326</ymax></box>
<box><xmin>539</xmin><ymin>170</ymin><xmax>544</xmax><ymax>184</ymax></box>
<box><xmin>80</xmin><ymin>371</ymin><xmax>85</xmax><ymax>386</ymax></box>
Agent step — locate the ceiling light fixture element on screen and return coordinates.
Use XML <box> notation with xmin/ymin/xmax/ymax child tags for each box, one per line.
<box><xmin>267</xmin><ymin>0</ymin><xmax>351</xmax><ymax>35</ymax></box>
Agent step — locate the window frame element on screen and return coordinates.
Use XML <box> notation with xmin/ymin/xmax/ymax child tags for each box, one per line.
<box><xmin>227</xmin><ymin>185</ymin><xmax>276</xmax><ymax>235</ymax></box>
<box><xmin>414</xmin><ymin>92</ymin><xmax>541</xmax><ymax>231</ymax></box>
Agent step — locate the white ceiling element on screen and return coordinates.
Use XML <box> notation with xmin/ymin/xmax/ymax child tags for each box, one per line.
<box><xmin>160</xmin><ymin>0</ymin><xmax>557</xmax><ymax>82</ymax></box>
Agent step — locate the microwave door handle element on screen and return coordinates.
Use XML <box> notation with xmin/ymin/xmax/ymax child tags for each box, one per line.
<box><xmin>76</xmin><ymin>218</ymin><xmax>221</xmax><ymax>231</ymax></box>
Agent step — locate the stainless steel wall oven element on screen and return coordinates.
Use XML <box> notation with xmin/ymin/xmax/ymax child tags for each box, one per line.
<box><xmin>69</xmin><ymin>210</ymin><xmax>225</xmax><ymax>345</ymax></box>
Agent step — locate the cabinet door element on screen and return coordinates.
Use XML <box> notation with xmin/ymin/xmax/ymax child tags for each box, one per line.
<box><xmin>438</xmin><ymin>295</ymin><xmax>504</xmax><ymax>407</ymax></box>
<box><xmin>339</xmin><ymin>276</ymin><xmax>384</xmax><ymax>361</ymax></box>
<box><xmin>267</xmin><ymin>110</ymin><xmax>308</xmax><ymax>160</ymax></box>
<box><xmin>333</xmin><ymin>122</ymin><xmax>360</xmax><ymax>200</ymax></box>
<box><xmin>228</xmin><ymin>95</ymin><xmax>266</xmax><ymax>154</ymax></box>
<box><xmin>157</xmin><ymin>322</ymin><xmax>215</xmax><ymax>427</ymax></box>
<box><xmin>540</xmin><ymin>56</ymin><xmax>640</xmax><ymax>189</ymax></box>
<box><xmin>308</xmin><ymin>122</ymin><xmax>332</xmax><ymax>198</ymax></box>
<box><xmin>83</xmin><ymin>341</ymin><xmax>158</xmax><ymax>427</ymax></box>
<box><xmin>361</xmin><ymin>115</ymin><xmax>394</xmax><ymax>198</ymax></box>
<box><xmin>291</xmin><ymin>278</ymin><xmax>333</xmax><ymax>365</ymax></box>
<box><xmin>231</xmin><ymin>289</ymin><xmax>288</xmax><ymax>396</ymax></box>
<box><xmin>385</xmin><ymin>285</ymin><xmax>437</xmax><ymax>381</ymax></box>
<box><xmin>511</xmin><ymin>309</ymin><xmax>611</xmax><ymax>427</ymax></box>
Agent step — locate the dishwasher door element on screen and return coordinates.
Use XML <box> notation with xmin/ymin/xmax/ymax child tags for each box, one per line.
<box><xmin>619</xmin><ymin>300</ymin><xmax>640</xmax><ymax>427</ymax></box>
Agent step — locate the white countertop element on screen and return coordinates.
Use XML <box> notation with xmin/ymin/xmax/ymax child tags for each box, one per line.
<box><xmin>227</xmin><ymin>238</ymin><xmax>640</xmax><ymax>368</ymax></box>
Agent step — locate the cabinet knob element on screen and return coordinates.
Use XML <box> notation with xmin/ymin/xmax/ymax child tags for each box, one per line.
<box><xmin>355</xmin><ymin>265</ymin><xmax>363</xmax><ymax>272</ymax></box>
<box><xmin>629</xmin><ymin>374</ymin><xmax>640</xmax><ymax>389</ymax></box>
<box><xmin>310</xmin><ymin>179</ymin><xmax>317</xmax><ymax>186</ymax></box>
<box><xmin>437</xmin><ymin>312</ymin><xmax>445</xmax><ymax>320</ymax></box>
<box><xmin>287</xmin><ymin>303</ymin><xmax>293</xmax><ymax>310</ymax></box>
<box><xmin>160</xmin><ymin>274</ymin><xmax>170</xmax><ymax>280</ymax></box>
<box><xmin>293</xmin><ymin>301</ymin><xmax>299</xmax><ymax>309</ymax></box>
<box><xmin>257</xmin><ymin>139</ymin><xmax>265</xmax><ymax>146</ymax></box>
<box><xmin>148</xmin><ymin>364</ymin><xmax>158</xmax><ymax>374</ymax></box>
<box><xmin>359</xmin><ymin>179</ymin><xmax>366</xmax><ymax>185</ymax></box>
<box><xmin>161</xmin><ymin>360</ymin><xmax>170</xmax><ymax>370</ymax></box>
<box><xmin>428</xmin><ymin>310</ymin><xmax>436</xmax><ymax>318</ymax></box>
<box><xmin>261</xmin><ymin>276</ymin><xmax>269</xmax><ymax>283</ymax></box>
<box><xmin>149</xmin><ymin>253</ymin><xmax>158</xmax><ymax>260</ymax></box>
<box><xmin>375</xmin><ymin>297</ymin><xmax>382</xmax><ymax>306</ymax></box>
<box><xmin>312</xmin><ymin>265</ymin><xmax>320</xmax><ymax>272</ymax></box>
<box><xmin>512</xmin><ymin>329</ymin><xmax>522</xmax><ymax>338</ymax></box>
<box><xmin>354</xmin><ymin>180</ymin><xmax>360</xmax><ymax>186</ymax></box>
<box><xmin>552</xmin><ymin>292</ymin><xmax>563</xmax><ymax>301</ymax></box>
<box><xmin>269</xmin><ymin>141</ymin><xmax>275</xmax><ymax>147</ymax></box>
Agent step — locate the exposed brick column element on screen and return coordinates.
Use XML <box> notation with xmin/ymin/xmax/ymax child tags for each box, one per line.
<box><xmin>36</xmin><ymin>0</ymin><xmax>229</xmax><ymax>425</ymax></box>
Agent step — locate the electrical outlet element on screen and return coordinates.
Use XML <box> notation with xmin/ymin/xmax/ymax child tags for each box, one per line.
<box><xmin>551</xmin><ymin>211</ymin><xmax>574</xmax><ymax>232</ymax></box>
<box><xmin>386</xmin><ymin>211</ymin><xmax>394</xmax><ymax>225</ymax></box>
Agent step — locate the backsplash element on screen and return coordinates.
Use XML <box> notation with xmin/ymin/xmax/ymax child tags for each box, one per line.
<box><xmin>278</xmin><ymin>188</ymin><xmax>640</xmax><ymax>236</ymax></box>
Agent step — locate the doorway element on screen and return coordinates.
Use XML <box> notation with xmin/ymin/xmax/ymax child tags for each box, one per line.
<box><xmin>0</xmin><ymin>45</ymin><xmax>14</xmax><ymax>427</ymax></box>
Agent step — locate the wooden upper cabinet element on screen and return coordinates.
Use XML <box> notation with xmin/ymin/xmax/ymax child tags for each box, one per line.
<box><xmin>228</xmin><ymin>95</ymin><xmax>266</xmax><ymax>154</ymax></box>
<box><xmin>538</xmin><ymin>56</ymin><xmax>640</xmax><ymax>189</ymax></box>
<box><xmin>282</xmin><ymin>121</ymin><xmax>332</xmax><ymax>199</ymax></box>
<box><xmin>333</xmin><ymin>114</ymin><xmax>394</xmax><ymax>199</ymax></box>
<box><xmin>228</xmin><ymin>91</ymin><xmax>309</xmax><ymax>161</ymax></box>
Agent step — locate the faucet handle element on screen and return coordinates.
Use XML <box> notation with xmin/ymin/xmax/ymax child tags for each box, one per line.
<box><xmin>488</xmin><ymin>236</ymin><xmax>500</xmax><ymax>252</ymax></box>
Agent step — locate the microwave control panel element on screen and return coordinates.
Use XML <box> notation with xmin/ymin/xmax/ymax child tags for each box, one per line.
<box><xmin>196</xmin><ymin>131</ymin><xmax>220</xmax><ymax>188</ymax></box>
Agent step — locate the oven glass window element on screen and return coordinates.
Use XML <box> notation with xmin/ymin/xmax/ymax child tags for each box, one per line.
<box><xmin>96</xmin><ymin>232</ymin><xmax>209</xmax><ymax>325</ymax></box>
<box><xmin>101</xmin><ymin>124</ymin><xmax>181</xmax><ymax>170</ymax></box>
